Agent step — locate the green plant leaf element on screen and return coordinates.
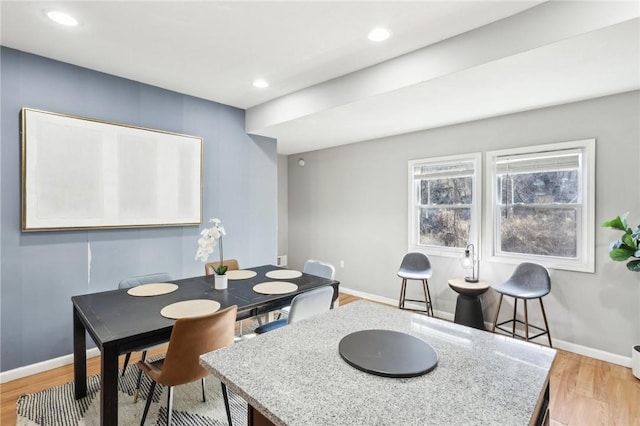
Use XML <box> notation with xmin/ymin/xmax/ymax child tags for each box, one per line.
<box><xmin>622</xmin><ymin>233</ymin><xmax>638</xmax><ymax>250</ymax></box>
<box><xmin>610</xmin><ymin>247</ymin><xmax>634</xmax><ymax>261</ymax></box>
<box><xmin>216</xmin><ymin>265</ymin><xmax>228</xmax><ymax>275</ymax></box>
<box><xmin>627</xmin><ymin>260</ymin><xmax>640</xmax><ymax>272</ymax></box>
<box><xmin>602</xmin><ymin>214</ymin><xmax>628</xmax><ymax>230</ymax></box>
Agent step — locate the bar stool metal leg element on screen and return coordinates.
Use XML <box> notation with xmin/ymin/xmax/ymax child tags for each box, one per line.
<box><xmin>423</xmin><ymin>279</ymin><xmax>433</xmax><ymax>316</ymax></box>
<box><xmin>524</xmin><ymin>299</ymin><xmax>529</xmax><ymax>341</ymax></box>
<box><xmin>539</xmin><ymin>299</ymin><xmax>552</xmax><ymax>348</ymax></box>
<box><xmin>492</xmin><ymin>294</ymin><xmax>503</xmax><ymax>333</ymax></box>
<box><xmin>421</xmin><ymin>279</ymin><xmax>431</xmax><ymax>316</ymax></box>
<box><xmin>398</xmin><ymin>279</ymin><xmax>407</xmax><ymax>309</ymax></box>
<box><xmin>398</xmin><ymin>278</ymin><xmax>433</xmax><ymax>315</ymax></box>
<box><xmin>512</xmin><ymin>298</ymin><xmax>518</xmax><ymax>338</ymax></box>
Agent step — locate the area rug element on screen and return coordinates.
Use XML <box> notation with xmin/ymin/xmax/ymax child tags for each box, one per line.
<box><xmin>16</xmin><ymin>361</ymin><xmax>248</xmax><ymax>426</ymax></box>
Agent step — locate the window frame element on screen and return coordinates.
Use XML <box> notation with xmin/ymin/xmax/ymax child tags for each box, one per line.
<box><xmin>485</xmin><ymin>139</ymin><xmax>595</xmax><ymax>273</ymax></box>
<box><xmin>408</xmin><ymin>152</ymin><xmax>482</xmax><ymax>258</ymax></box>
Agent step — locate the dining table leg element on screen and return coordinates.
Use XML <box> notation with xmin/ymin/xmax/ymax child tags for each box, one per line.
<box><xmin>101</xmin><ymin>343</ymin><xmax>119</xmax><ymax>426</ymax></box>
<box><xmin>73</xmin><ymin>306</ymin><xmax>87</xmax><ymax>399</ymax></box>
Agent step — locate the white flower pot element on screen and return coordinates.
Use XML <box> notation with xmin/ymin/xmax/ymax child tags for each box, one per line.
<box><xmin>214</xmin><ymin>274</ymin><xmax>228</xmax><ymax>290</ymax></box>
<box><xmin>633</xmin><ymin>345</ymin><xmax>640</xmax><ymax>380</ymax></box>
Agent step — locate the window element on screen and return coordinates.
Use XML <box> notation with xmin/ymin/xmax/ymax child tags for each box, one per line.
<box><xmin>408</xmin><ymin>153</ymin><xmax>481</xmax><ymax>256</ymax></box>
<box><xmin>486</xmin><ymin>139</ymin><xmax>595</xmax><ymax>272</ymax></box>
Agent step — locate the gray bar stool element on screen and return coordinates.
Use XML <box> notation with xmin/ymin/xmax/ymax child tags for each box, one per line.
<box><xmin>397</xmin><ymin>252</ymin><xmax>433</xmax><ymax>316</ymax></box>
<box><xmin>491</xmin><ymin>262</ymin><xmax>552</xmax><ymax>347</ymax></box>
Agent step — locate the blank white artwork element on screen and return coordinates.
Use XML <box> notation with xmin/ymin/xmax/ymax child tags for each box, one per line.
<box><xmin>117</xmin><ymin>133</ymin><xmax>158</xmax><ymax>219</ymax></box>
<box><xmin>35</xmin><ymin>121</ymin><xmax>104</xmax><ymax>220</ymax></box>
<box><xmin>22</xmin><ymin>108</ymin><xmax>202</xmax><ymax>231</ymax></box>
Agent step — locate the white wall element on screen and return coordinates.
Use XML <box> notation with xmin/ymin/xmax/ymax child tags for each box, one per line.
<box><xmin>286</xmin><ymin>91</ymin><xmax>640</xmax><ymax>361</ymax></box>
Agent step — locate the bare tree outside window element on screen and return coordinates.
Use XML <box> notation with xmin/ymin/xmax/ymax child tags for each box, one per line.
<box><xmin>496</xmin><ymin>152</ymin><xmax>581</xmax><ymax>259</ymax></box>
<box><xmin>419</xmin><ymin>176</ymin><xmax>472</xmax><ymax>248</ymax></box>
<box><xmin>409</xmin><ymin>155</ymin><xmax>479</xmax><ymax>254</ymax></box>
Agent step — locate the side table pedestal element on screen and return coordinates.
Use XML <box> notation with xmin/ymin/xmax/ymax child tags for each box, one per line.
<box><xmin>448</xmin><ymin>278</ymin><xmax>490</xmax><ymax>331</ymax></box>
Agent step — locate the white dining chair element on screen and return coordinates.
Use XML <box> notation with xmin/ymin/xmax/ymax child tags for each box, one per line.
<box><xmin>278</xmin><ymin>259</ymin><xmax>335</xmax><ymax>319</ymax></box>
<box><xmin>254</xmin><ymin>285</ymin><xmax>334</xmax><ymax>334</ymax></box>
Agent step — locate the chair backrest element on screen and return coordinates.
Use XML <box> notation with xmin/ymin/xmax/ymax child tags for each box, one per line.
<box><xmin>398</xmin><ymin>252</ymin><xmax>432</xmax><ymax>277</ymax></box>
<box><xmin>287</xmin><ymin>286</ymin><xmax>334</xmax><ymax>325</ymax></box>
<box><xmin>205</xmin><ymin>259</ymin><xmax>240</xmax><ymax>275</ymax></box>
<box><xmin>506</xmin><ymin>262</ymin><xmax>551</xmax><ymax>296</ymax></box>
<box><xmin>117</xmin><ymin>272</ymin><xmax>172</xmax><ymax>289</ymax></box>
<box><xmin>158</xmin><ymin>305</ymin><xmax>238</xmax><ymax>387</ymax></box>
<box><xmin>303</xmin><ymin>260</ymin><xmax>336</xmax><ymax>280</ymax></box>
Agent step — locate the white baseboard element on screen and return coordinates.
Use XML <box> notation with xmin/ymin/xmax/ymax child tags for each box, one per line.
<box><xmin>552</xmin><ymin>338</ymin><xmax>631</xmax><ymax>368</ymax></box>
<box><xmin>0</xmin><ymin>348</ymin><xmax>100</xmax><ymax>384</ymax></box>
<box><xmin>339</xmin><ymin>286</ymin><xmax>633</xmax><ymax>369</ymax></box>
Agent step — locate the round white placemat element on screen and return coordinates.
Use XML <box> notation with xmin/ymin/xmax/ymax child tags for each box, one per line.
<box><xmin>227</xmin><ymin>270</ymin><xmax>258</xmax><ymax>280</ymax></box>
<box><xmin>127</xmin><ymin>283</ymin><xmax>178</xmax><ymax>297</ymax></box>
<box><xmin>253</xmin><ymin>281</ymin><xmax>298</xmax><ymax>295</ymax></box>
<box><xmin>160</xmin><ymin>299</ymin><xmax>221</xmax><ymax>319</ymax></box>
<box><xmin>265</xmin><ymin>269</ymin><xmax>302</xmax><ymax>279</ymax></box>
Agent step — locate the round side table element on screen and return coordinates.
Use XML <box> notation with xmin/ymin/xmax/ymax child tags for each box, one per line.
<box><xmin>448</xmin><ymin>278</ymin><xmax>490</xmax><ymax>330</ymax></box>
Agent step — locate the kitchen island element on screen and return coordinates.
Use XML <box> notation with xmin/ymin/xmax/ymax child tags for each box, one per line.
<box><xmin>201</xmin><ymin>300</ymin><xmax>555</xmax><ymax>425</ymax></box>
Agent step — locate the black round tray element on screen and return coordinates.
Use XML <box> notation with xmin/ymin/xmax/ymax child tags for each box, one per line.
<box><xmin>338</xmin><ymin>329</ymin><xmax>438</xmax><ymax>378</ymax></box>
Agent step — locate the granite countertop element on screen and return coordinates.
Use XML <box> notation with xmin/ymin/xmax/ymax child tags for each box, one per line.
<box><xmin>201</xmin><ymin>300</ymin><xmax>556</xmax><ymax>425</ymax></box>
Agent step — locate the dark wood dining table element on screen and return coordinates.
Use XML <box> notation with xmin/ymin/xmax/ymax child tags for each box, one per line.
<box><xmin>72</xmin><ymin>264</ymin><xmax>339</xmax><ymax>426</ymax></box>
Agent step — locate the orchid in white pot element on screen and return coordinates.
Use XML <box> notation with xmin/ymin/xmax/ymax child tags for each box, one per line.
<box><xmin>195</xmin><ymin>218</ymin><xmax>228</xmax><ymax>275</ymax></box>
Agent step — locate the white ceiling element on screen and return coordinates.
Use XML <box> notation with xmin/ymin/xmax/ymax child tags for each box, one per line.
<box><xmin>1</xmin><ymin>1</ymin><xmax>639</xmax><ymax>154</ymax></box>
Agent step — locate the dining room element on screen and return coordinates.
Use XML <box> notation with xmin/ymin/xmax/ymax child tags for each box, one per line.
<box><xmin>1</xmin><ymin>1</ymin><xmax>639</xmax><ymax>425</ymax></box>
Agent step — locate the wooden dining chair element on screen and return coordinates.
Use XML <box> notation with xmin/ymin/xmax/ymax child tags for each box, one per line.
<box><xmin>118</xmin><ymin>272</ymin><xmax>173</xmax><ymax>375</ymax></box>
<box><xmin>205</xmin><ymin>259</ymin><xmax>239</xmax><ymax>275</ymax></box>
<box><xmin>135</xmin><ymin>305</ymin><xmax>238</xmax><ymax>426</ymax></box>
<box><xmin>205</xmin><ymin>259</ymin><xmax>263</xmax><ymax>334</ymax></box>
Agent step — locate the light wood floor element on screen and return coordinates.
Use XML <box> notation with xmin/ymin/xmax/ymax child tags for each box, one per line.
<box><xmin>1</xmin><ymin>293</ymin><xmax>639</xmax><ymax>426</ymax></box>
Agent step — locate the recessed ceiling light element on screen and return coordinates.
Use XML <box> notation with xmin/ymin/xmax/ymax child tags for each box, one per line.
<box><xmin>253</xmin><ymin>79</ymin><xmax>269</xmax><ymax>89</ymax></box>
<box><xmin>46</xmin><ymin>10</ymin><xmax>78</xmax><ymax>27</ymax></box>
<box><xmin>368</xmin><ymin>27</ymin><xmax>391</xmax><ymax>42</ymax></box>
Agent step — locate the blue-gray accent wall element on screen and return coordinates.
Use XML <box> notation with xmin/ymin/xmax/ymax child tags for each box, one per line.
<box><xmin>0</xmin><ymin>47</ymin><xmax>278</xmax><ymax>372</ymax></box>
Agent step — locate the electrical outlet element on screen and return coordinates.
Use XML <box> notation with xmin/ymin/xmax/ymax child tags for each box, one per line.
<box><xmin>340</xmin><ymin>260</ymin><xmax>345</xmax><ymax>268</ymax></box>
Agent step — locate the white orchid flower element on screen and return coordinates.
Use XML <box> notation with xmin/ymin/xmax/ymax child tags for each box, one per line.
<box><xmin>195</xmin><ymin>218</ymin><xmax>228</xmax><ymax>274</ymax></box>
